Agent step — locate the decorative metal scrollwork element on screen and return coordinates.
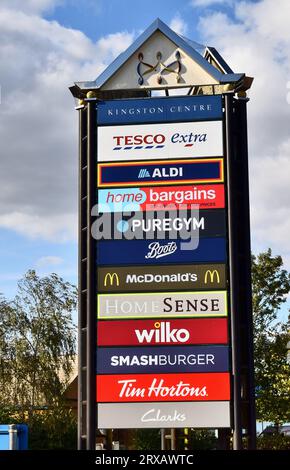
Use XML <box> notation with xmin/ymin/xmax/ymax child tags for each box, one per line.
<box><xmin>137</xmin><ymin>50</ymin><xmax>182</xmax><ymax>85</ymax></box>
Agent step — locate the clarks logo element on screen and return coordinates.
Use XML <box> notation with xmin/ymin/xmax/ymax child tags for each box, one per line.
<box><xmin>134</xmin><ymin>321</ymin><xmax>190</xmax><ymax>344</ymax></box>
<box><xmin>141</xmin><ymin>408</ymin><xmax>186</xmax><ymax>423</ymax></box>
<box><xmin>145</xmin><ymin>242</ymin><xmax>177</xmax><ymax>259</ymax></box>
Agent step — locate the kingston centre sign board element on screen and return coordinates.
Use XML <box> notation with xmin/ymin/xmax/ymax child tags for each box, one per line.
<box><xmin>95</xmin><ymin>93</ymin><xmax>231</xmax><ymax>430</ymax></box>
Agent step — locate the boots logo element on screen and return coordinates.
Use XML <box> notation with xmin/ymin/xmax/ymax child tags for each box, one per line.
<box><xmin>204</xmin><ymin>269</ymin><xmax>220</xmax><ymax>284</ymax></box>
<box><xmin>134</xmin><ymin>321</ymin><xmax>190</xmax><ymax>344</ymax></box>
<box><xmin>145</xmin><ymin>242</ymin><xmax>177</xmax><ymax>259</ymax></box>
<box><xmin>104</xmin><ymin>272</ymin><xmax>120</xmax><ymax>287</ymax></box>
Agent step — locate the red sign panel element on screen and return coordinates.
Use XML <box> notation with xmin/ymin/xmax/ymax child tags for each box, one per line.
<box><xmin>97</xmin><ymin>318</ymin><xmax>228</xmax><ymax>346</ymax></box>
<box><xmin>96</xmin><ymin>372</ymin><xmax>230</xmax><ymax>402</ymax></box>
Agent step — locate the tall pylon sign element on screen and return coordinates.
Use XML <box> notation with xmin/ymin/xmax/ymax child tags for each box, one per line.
<box><xmin>70</xmin><ymin>18</ymin><xmax>255</xmax><ymax>451</ymax></box>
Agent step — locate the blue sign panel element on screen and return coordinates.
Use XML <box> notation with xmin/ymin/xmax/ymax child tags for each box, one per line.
<box><xmin>98</xmin><ymin>158</ymin><xmax>223</xmax><ymax>187</ymax></box>
<box><xmin>96</xmin><ymin>345</ymin><xmax>229</xmax><ymax>374</ymax></box>
<box><xmin>97</xmin><ymin>237</ymin><xmax>226</xmax><ymax>266</ymax></box>
<box><xmin>97</xmin><ymin>95</ymin><xmax>223</xmax><ymax>125</ymax></box>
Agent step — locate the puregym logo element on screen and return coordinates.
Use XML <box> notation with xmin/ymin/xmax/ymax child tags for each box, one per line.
<box><xmin>134</xmin><ymin>321</ymin><xmax>190</xmax><ymax>344</ymax></box>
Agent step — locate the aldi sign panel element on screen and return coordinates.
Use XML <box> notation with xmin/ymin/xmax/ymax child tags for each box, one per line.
<box><xmin>98</xmin><ymin>121</ymin><xmax>223</xmax><ymax>162</ymax></box>
<box><xmin>97</xmin><ymin>95</ymin><xmax>223</xmax><ymax>125</ymax></box>
<box><xmin>98</xmin><ymin>158</ymin><xmax>224</xmax><ymax>187</ymax></box>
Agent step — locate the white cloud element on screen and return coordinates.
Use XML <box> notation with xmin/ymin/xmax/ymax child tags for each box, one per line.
<box><xmin>196</xmin><ymin>0</ymin><xmax>290</xmax><ymax>265</ymax></box>
<box><xmin>191</xmin><ymin>0</ymin><xmax>233</xmax><ymax>7</ymax></box>
<box><xmin>0</xmin><ymin>6</ymin><xmax>134</xmax><ymax>242</ymax></box>
<box><xmin>169</xmin><ymin>14</ymin><xmax>188</xmax><ymax>36</ymax></box>
<box><xmin>0</xmin><ymin>0</ymin><xmax>63</xmax><ymax>14</ymax></box>
<box><xmin>36</xmin><ymin>256</ymin><xmax>64</xmax><ymax>267</ymax></box>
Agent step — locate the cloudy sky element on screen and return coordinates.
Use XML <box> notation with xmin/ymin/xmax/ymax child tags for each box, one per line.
<box><xmin>0</xmin><ymin>0</ymin><xmax>290</xmax><ymax>305</ymax></box>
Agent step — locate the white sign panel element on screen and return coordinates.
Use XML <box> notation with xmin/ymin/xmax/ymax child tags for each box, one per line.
<box><xmin>98</xmin><ymin>291</ymin><xmax>227</xmax><ymax>319</ymax></box>
<box><xmin>98</xmin><ymin>121</ymin><xmax>223</xmax><ymax>162</ymax></box>
<box><xmin>98</xmin><ymin>402</ymin><xmax>230</xmax><ymax>428</ymax></box>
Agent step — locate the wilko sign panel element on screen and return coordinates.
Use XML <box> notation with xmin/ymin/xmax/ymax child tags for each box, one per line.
<box><xmin>98</xmin><ymin>401</ymin><xmax>230</xmax><ymax>428</ymax></box>
<box><xmin>97</xmin><ymin>291</ymin><xmax>227</xmax><ymax>319</ymax></box>
<box><xmin>97</xmin><ymin>95</ymin><xmax>223</xmax><ymax>125</ymax></box>
<box><xmin>97</xmin><ymin>318</ymin><xmax>229</xmax><ymax>346</ymax></box>
<box><xmin>97</xmin><ymin>158</ymin><xmax>224</xmax><ymax>187</ymax></box>
<box><xmin>98</xmin><ymin>264</ymin><xmax>226</xmax><ymax>292</ymax></box>
<box><xmin>96</xmin><ymin>372</ymin><xmax>230</xmax><ymax>402</ymax></box>
<box><xmin>98</xmin><ymin>121</ymin><xmax>223</xmax><ymax>161</ymax></box>
<box><xmin>97</xmin><ymin>237</ymin><xmax>227</xmax><ymax>265</ymax></box>
<box><xmin>94</xmin><ymin>209</ymin><xmax>226</xmax><ymax>240</ymax></box>
<box><xmin>98</xmin><ymin>184</ymin><xmax>225</xmax><ymax>212</ymax></box>
<box><xmin>96</xmin><ymin>345</ymin><xmax>229</xmax><ymax>374</ymax></box>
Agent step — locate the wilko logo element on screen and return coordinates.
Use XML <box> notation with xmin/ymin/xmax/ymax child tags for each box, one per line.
<box><xmin>97</xmin><ymin>318</ymin><xmax>229</xmax><ymax>346</ymax></box>
<box><xmin>135</xmin><ymin>321</ymin><xmax>190</xmax><ymax>344</ymax></box>
<box><xmin>145</xmin><ymin>242</ymin><xmax>177</xmax><ymax>259</ymax></box>
<box><xmin>204</xmin><ymin>269</ymin><xmax>220</xmax><ymax>284</ymax></box>
<box><xmin>96</xmin><ymin>372</ymin><xmax>231</xmax><ymax>402</ymax></box>
<box><xmin>104</xmin><ymin>272</ymin><xmax>120</xmax><ymax>287</ymax></box>
<box><xmin>98</xmin><ymin>121</ymin><xmax>223</xmax><ymax>162</ymax></box>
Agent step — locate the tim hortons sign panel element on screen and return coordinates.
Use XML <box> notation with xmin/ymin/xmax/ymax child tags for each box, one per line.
<box><xmin>97</xmin><ymin>401</ymin><xmax>230</xmax><ymax>428</ymax></box>
<box><xmin>97</xmin><ymin>121</ymin><xmax>223</xmax><ymax>161</ymax></box>
<box><xmin>97</xmin><ymin>158</ymin><xmax>224</xmax><ymax>187</ymax></box>
<box><xmin>96</xmin><ymin>372</ymin><xmax>231</xmax><ymax>402</ymax></box>
<box><xmin>96</xmin><ymin>95</ymin><xmax>223</xmax><ymax>125</ymax></box>
<box><xmin>96</xmin><ymin>345</ymin><xmax>229</xmax><ymax>374</ymax></box>
<box><xmin>97</xmin><ymin>291</ymin><xmax>228</xmax><ymax>320</ymax></box>
<box><xmin>97</xmin><ymin>238</ymin><xmax>227</xmax><ymax>266</ymax></box>
<box><xmin>98</xmin><ymin>184</ymin><xmax>225</xmax><ymax>212</ymax></box>
<box><xmin>97</xmin><ymin>318</ymin><xmax>229</xmax><ymax>346</ymax></box>
<box><xmin>98</xmin><ymin>264</ymin><xmax>226</xmax><ymax>292</ymax></box>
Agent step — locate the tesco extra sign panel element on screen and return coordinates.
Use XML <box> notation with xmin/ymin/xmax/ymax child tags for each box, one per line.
<box><xmin>97</xmin><ymin>121</ymin><xmax>223</xmax><ymax>162</ymax></box>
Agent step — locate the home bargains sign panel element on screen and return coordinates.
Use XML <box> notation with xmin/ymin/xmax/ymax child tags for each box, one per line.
<box><xmin>95</xmin><ymin>94</ymin><xmax>231</xmax><ymax>429</ymax></box>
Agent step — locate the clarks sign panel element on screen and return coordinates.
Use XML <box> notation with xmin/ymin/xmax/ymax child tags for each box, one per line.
<box><xmin>98</xmin><ymin>121</ymin><xmax>223</xmax><ymax>162</ymax></box>
<box><xmin>96</xmin><ymin>372</ymin><xmax>230</xmax><ymax>402</ymax></box>
<box><xmin>97</xmin><ymin>95</ymin><xmax>223</xmax><ymax>125</ymax></box>
<box><xmin>97</xmin><ymin>237</ymin><xmax>226</xmax><ymax>266</ymax></box>
<box><xmin>98</xmin><ymin>184</ymin><xmax>225</xmax><ymax>212</ymax></box>
<box><xmin>97</xmin><ymin>158</ymin><xmax>224</xmax><ymax>187</ymax></box>
<box><xmin>96</xmin><ymin>345</ymin><xmax>229</xmax><ymax>374</ymax></box>
<box><xmin>94</xmin><ymin>209</ymin><xmax>226</xmax><ymax>240</ymax></box>
<box><xmin>97</xmin><ymin>401</ymin><xmax>230</xmax><ymax>428</ymax></box>
<box><xmin>97</xmin><ymin>291</ymin><xmax>227</xmax><ymax>319</ymax></box>
<box><xmin>97</xmin><ymin>318</ymin><xmax>229</xmax><ymax>346</ymax></box>
<box><xmin>98</xmin><ymin>264</ymin><xmax>226</xmax><ymax>292</ymax></box>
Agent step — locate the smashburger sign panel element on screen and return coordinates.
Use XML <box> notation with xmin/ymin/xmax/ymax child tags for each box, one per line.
<box><xmin>98</xmin><ymin>121</ymin><xmax>223</xmax><ymax>161</ymax></box>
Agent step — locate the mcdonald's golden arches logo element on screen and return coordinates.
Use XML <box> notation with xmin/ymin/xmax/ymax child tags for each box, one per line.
<box><xmin>204</xmin><ymin>269</ymin><xmax>220</xmax><ymax>284</ymax></box>
<box><xmin>104</xmin><ymin>272</ymin><xmax>120</xmax><ymax>287</ymax></box>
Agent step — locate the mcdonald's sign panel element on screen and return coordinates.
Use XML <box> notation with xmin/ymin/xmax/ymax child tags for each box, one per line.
<box><xmin>98</xmin><ymin>264</ymin><xmax>226</xmax><ymax>292</ymax></box>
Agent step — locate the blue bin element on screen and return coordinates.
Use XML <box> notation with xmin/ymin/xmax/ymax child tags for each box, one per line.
<box><xmin>0</xmin><ymin>425</ymin><xmax>28</xmax><ymax>450</ymax></box>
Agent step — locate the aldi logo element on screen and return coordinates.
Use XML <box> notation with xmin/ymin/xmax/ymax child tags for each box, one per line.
<box><xmin>97</xmin><ymin>158</ymin><xmax>224</xmax><ymax>188</ymax></box>
<box><xmin>98</xmin><ymin>121</ymin><xmax>223</xmax><ymax>161</ymax></box>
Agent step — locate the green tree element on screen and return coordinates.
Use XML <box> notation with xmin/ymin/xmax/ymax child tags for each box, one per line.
<box><xmin>0</xmin><ymin>270</ymin><xmax>77</xmax><ymax>411</ymax></box>
<box><xmin>252</xmin><ymin>249</ymin><xmax>290</xmax><ymax>425</ymax></box>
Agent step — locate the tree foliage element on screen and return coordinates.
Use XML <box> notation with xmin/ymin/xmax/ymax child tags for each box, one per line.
<box><xmin>0</xmin><ymin>270</ymin><xmax>77</xmax><ymax>409</ymax></box>
<box><xmin>252</xmin><ymin>249</ymin><xmax>290</xmax><ymax>424</ymax></box>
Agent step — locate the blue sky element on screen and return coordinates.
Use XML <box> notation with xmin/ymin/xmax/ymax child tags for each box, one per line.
<box><xmin>0</xmin><ymin>0</ymin><xmax>290</xmax><ymax>316</ymax></box>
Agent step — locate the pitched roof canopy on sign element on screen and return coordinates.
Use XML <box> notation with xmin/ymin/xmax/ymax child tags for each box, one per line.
<box><xmin>70</xmin><ymin>18</ymin><xmax>252</xmax><ymax>99</ymax></box>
